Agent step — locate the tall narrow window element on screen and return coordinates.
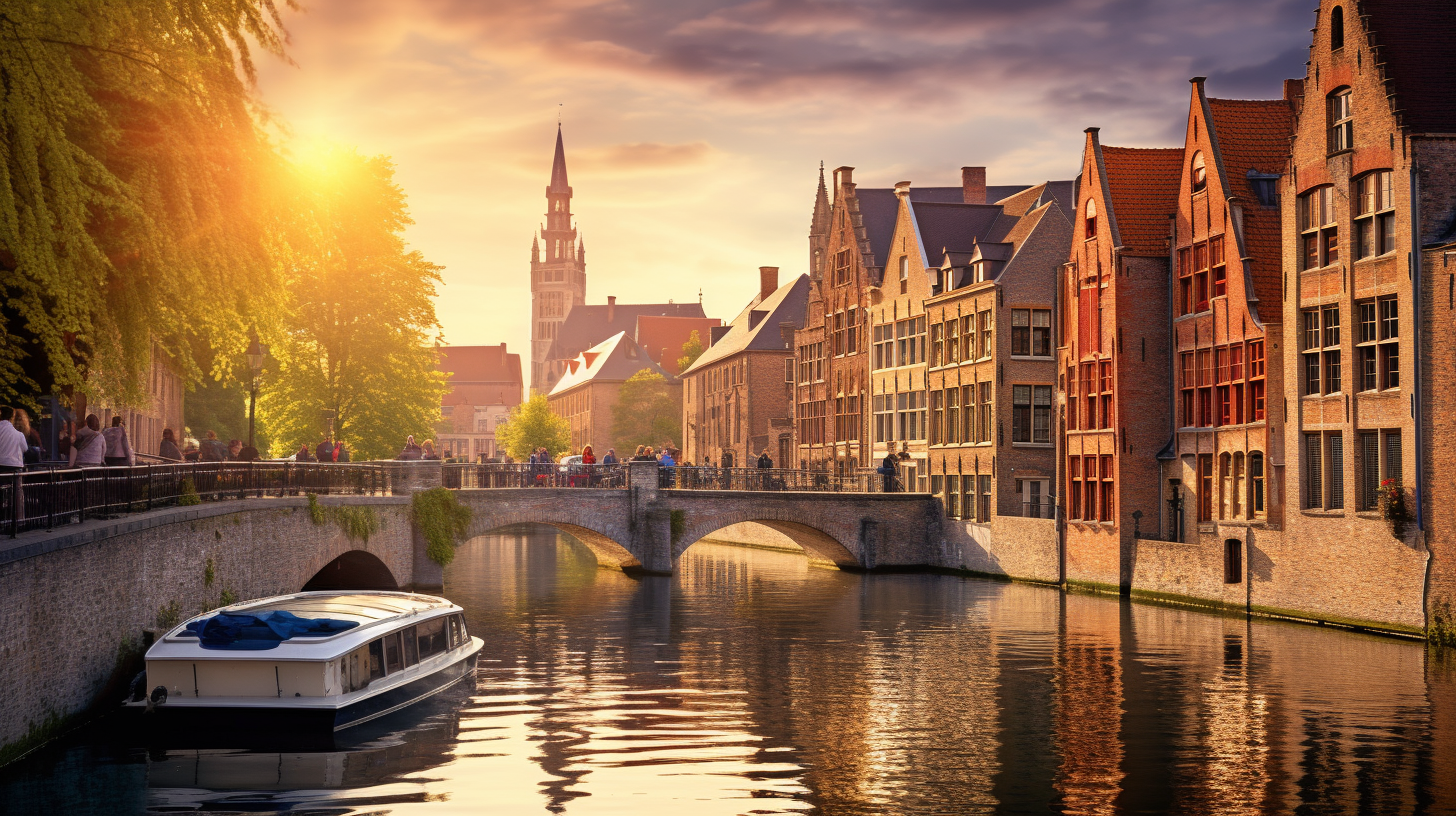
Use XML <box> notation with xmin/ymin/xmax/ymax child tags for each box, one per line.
<box><xmin>1248</xmin><ymin>340</ymin><xmax>1266</xmax><ymax>421</ymax></box>
<box><xmin>1178</xmin><ymin>247</ymin><xmax>1194</xmax><ymax>315</ymax></box>
<box><xmin>1011</xmin><ymin>310</ymin><xmax>1031</xmax><ymax>356</ymax></box>
<box><xmin>1181</xmin><ymin>352</ymin><xmax>1196</xmax><ymax>427</ymax></box>
<box><xmin>1198</xmin><ymin>454</ymin><xmax>1213</xmax><ymax>522</ymax></box>
<box><xmin>1085</xmin><ymin>198</ymin><xmax>1097</xmax><ymax>237</ymax></box>
<box><xmin>1224</xmin><ymin>540</ymin><xmax>1243</xmax><ymax>584</ymax></box>
<box><xmin>1012</xmin><ymin>385</ymin><xmax>1031</xmax><ymax>443</ymax></box>
<box><xmin>1355</xmin><ymin>171</ymin><xmax>1396</xmax><ymax>259</ymax></box>
<box><xmin>979</xmin><ymin>382</ymin><xmax>992</xmax><ymax>443</ymax></box>
<box><xmin>1298</xmin><ymin>186</ymin><xmax>1338</xmax><ymax>269</ymax></box>
<box><xmin>1219</xmin><ymin>453</ymin><xmax>1232</xmax><ymax>519</ymax></box>
<box><xmin>1330</xmin><ymin>5</ymin><xmax>1344</xmax><ymax>50</ymax></box>
<box><xmin>1101</xmin><ymin>454</ymin><xmax>1115</xmax><ymax>523</ymax></box>
<box><xmin>962</xmin><ymin>384</ymin><xmax>975</xmax><ymax>443</ymax></box>
<box><xmin>1249</xmin><ymin>452</ymin><xmax>1265</xmax><ymax>517</ymax></box>
<box><xmin>1191</xmin><ymin>151</ymin><xmax>1207</xmax><ymax>193</ymax></box>
<box><xmin>978</xmin><ymin>475</ymin><xmax>992</xmax><ymax>522</ymax></box>
<box><xmin>1033</xmin><ymin>386</ymin><xmax>1052</xmax><ymax>444</ymax></box>
<box><xmin>1328</xmin><ymin>433</ymin><xmax>1345</xmax><ymax>510</ymax></box>
<box><xmin>979</xmin><ymin>311</ymin><xmax>993</xmax><ymax>359</ymax></box>
<box><xmin>1305</xmin><ymin>433</ymin><xmax>1324</xmax><ymax>510</ymax></box>
<box><xmin>945</xmin><ymin>387</ymin><xmax>960</xmax><ymax>445</ymax></box>
<box><xmin>1359</xmin><ymin>431</ymin><xmax>1380</xmax><ymax>511</ymax></box>
<box><xmin>1032</xmin><ymin>310</ymin><xmax>1052</xmax><ymax>357</ymax></box>
<box><xmin>1385</xmin><ymin>430</ymin><xmax>1403</xmax><ymax>488</ymax></box>
<box><xmin>1328</xmin><ymin>89</ymin><xmax>1353</xmax><ymax>153</ymax></box>
<box><xmin>1099</xmin><ymin>361</ymin><xmax>1114</xmax><ymax>429</ymax></box>
<box><xmin>1210</xmin><ymin>236</ymin><xmax>1226</xmax><ymax>299</ymax></box>
<box><xmin>1069</xmin><ymin>458</ymin><xmax>1082</xmax><ymax>520</ymax></box>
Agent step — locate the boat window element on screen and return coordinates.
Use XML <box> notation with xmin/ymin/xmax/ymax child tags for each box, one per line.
<box><xmin>403</xmin><ymin>625</ymin><xmax>420</xmax><ymax>666</ymax></box>
<box><xmin>367</xmin><ymin>640</ymin><xmax>386</xmax><ymax>682</ymax></box>
<box><xmin>448</xmin><ymin>616</ymin><xmax>462</xmax><ymax>649</ymax></box>
<box><xmin>417</xmin><ymin>617</ymin><xmax>447</xmax><ymax>660</ymax></box>
<box><xmin>384</xmin><ymin>633</ymin><xmax>403</xmax><ymax>674</ymax></box>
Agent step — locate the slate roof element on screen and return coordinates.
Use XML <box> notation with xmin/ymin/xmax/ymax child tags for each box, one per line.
<box><xmin>683</xmin><ymin>275</ymin><xmax>811</xmax><ymax>375</ymax></box>
<box><xmin>548</xmin><ymin>332</ymin><xmax>671</xmax><ymax>397</ymax></box>
<box><xmin>1360</xmin><ymin>0</ymin><xmax>1456</xmax><ymax>134</ymax></box>
<box><xmin>546</xmin><ymin>301</ymin><xmax>708</xmax><ymax>364</ymax></box>
<box><xmin>857</xmin><ymin>184</ymin><xmax>1029</xmax><ymax>270</ymax></box>
<box><xmin>635</xmin><ymin>315</ymin><xmax>722</xmax><ymax>375</ymax></box>
<box><xmin>1100</xmin><ymin>146</ymin><xmax>1184</xmax><ymax>256</ymax></box>
<box><xmin>910</xmin><ymin>202</ymin><xmax>1007</xmax><ymax>257</ymax></box>
<box><xmin>1206</xmin><ymin>97</ymin><xmax>1295</xmax><ymax>313</ymax></box>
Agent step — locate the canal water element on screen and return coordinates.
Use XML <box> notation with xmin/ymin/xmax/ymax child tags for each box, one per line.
<box><xmin>3</xmin><ymin>526</ymin><xmax>1456</xmax><ymax>815</ymax></box>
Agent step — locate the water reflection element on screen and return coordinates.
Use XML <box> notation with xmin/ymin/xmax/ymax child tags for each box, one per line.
<box><xmin>1</xmin><ymin>524</ymin><xmax>1454</xmax><ymax>814</ymax></box>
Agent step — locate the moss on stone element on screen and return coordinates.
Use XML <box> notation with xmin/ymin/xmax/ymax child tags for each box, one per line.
<box><xmin>411</xmin><ymin>488</ymin><xmax>471</xmax><ymax>567</ymax></box>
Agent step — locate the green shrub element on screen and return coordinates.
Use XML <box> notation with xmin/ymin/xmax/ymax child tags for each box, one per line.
<box><xmin>307</xmin><ymin>493</ymin><xmax>327</xmax><ymax>524</ymax></box>
<box><xmin>332</xmin><ymin>505</ymin><xmax>380</xmax><ymax>543</ymax></box>
<box><xmin>411</xmin><ymin>487</ymin><xmax>472</xmax><ymax>567</ymax></box>
<box><xmin>204</xmin><ymin>557</ymin><xmax>215</xmax><ymax>588</ymax></box>
<box><xmin>1432</xmin><ymin>598</ymin><xmax>1456</xmax><ymax>650</ymax></box>
<box><xmin>178</xmin><ymin>478</ymin><xmax>201</xmax><ymax>507</ymax></box>
<box><xmin>156</xmin><ymin>601</ymin><xmax>182</xmax><ymax>628</ymax></box>
<box><xmin>219</xmin><ymin>587</ymin><xmax>237</xmax><ymax>607</ymax></box>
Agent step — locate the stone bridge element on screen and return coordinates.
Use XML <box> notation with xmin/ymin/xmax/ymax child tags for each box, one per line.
<box><xmin>455</xmin><ymin>462</ymin><xmax>942</xmax><ymax>573</ymax></box>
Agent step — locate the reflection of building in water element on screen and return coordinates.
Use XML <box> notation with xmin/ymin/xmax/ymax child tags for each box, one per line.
<box><xmin>989</xmin><ymin>586</ymin><xmax>1063</xmax><ymax>807</ymax></box>
<box><xmin>1052</xmin><ymin>594</ymin><xmax>1123</xmax><ymax>814</ymax></box>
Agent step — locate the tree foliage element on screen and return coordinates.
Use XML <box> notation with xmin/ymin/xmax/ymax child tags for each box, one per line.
<box><xmin>256</xmin><ymin>147</ymin><xmax>447</xmax><ymax>461</ymax></box>
<box><xmin>495</xmin><ymin>392</ymin><xmax>569</xmax><ymax>461</ymax></box>
<box><xmin>0</xmin><ymin>0</ymin><xmax>294</xmax><ymax>409</ymax></box>
<box><xmin>611</xmin><ymin>369</ymin><xmax>681</xmax><ymax>453</ymax></box>
<box><xmin>677</xmin><ymin>330</ymin><xmax>704</xmax><ymax>374</ymax></box>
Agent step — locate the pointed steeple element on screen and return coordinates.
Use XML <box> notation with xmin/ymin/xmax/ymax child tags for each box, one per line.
<box><xmin>549</xmin><ymin>125</ymin><xmax>569</xmax><ymax>192</ymax></box>
<box><xmin>531</xmin><ymin>233</ymin><xmax>540</xmax><ymax>263</ymax></box>
<box><xmin>811</xmin><ymin>161</ymin><xmax>830</xmax><ymax>236</ymax></box>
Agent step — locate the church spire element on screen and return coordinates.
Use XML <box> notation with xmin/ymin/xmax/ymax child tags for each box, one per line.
<box><xmin>549</xmin><ymin>124</ymin><xmax>569</xmax><ymax>192</ymax></box>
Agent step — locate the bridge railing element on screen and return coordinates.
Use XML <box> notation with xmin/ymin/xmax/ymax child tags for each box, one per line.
<box><xmin>2</xmin><ymin>462</ymin><xmax>392</xmax><ymax>538</ymax></box>
<box><xmin>444</xmin><ymin>463</ymin><xmax>628</xmax><ymax>489</ymax></box>
<box><xmin>664</xmin><ymin>466</ymin><xmax>879</xmax><ymax>492</ymax></box>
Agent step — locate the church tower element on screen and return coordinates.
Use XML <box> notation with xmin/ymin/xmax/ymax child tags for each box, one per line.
<box><xmin>530</xmin><ymin>126</ymin><xmax>587</xmax><ymax>394</ymax></box>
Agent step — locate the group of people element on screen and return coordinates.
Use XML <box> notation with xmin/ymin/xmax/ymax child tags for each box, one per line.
<box><xmin>396</xmin><ymin>435</ymin><xmax>438</xmax><ymax>461</ymax></box>
<box><xmin>298</xmin><ymin>437</ymin><xmax>351</xmax><ymax>463</ymax></box>
<box><xmin>158</xmin><ymin>428</ymin><xmax>259</xmax><ymax>463</ymax></box>
<box><xmin>0</xmin><ymin>406</ymin><xmax>43</xmax><ymax>473</ymax></box>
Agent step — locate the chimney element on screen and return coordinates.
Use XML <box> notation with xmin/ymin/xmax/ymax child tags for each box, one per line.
<box><xmin>759</xmin><ymin>266</ymin><xmax>779</xmax><ymax>301</ymax></box>
<box><xmin>894</xmin><ymin>180</ymin><xmax>912</xmax><ymax>198</ymax></box>
<box><xmin>607</xmin><ymin>295</ymin><xmax>616</xmax><ymax>323</ymax></box>
<box><xmin>961</xmin><ymin>167</ymin><xmax>986</xmax><ymax>204</ymax></box>
<box><xmin>1283</xmin><ymin>77</ymin><xmax>1304</xmax><ymax>104</ymax></box>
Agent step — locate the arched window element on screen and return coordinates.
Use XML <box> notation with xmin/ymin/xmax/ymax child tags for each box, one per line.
<box><xmin>1084</xmin><ymin>198</ymin><xmax>1097</xmax><ymax>237</ymax></box>
<box><xmin>1191</xmin><ymin>151</ymin><xmax>1207</xmax><ymax>193</ymax></box>
<box><xmin>1328</xmin><ymin>88</ymin><xmax>1353</xmax><ymax>152</ymax></box>
<box><xmin>1330</xmin><ymin>6</ymin><xmax>1344</xmax><ymax>50</ymax></box>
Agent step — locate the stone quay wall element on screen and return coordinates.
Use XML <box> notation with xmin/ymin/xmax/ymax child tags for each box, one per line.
<box><xmin>0</xmin><ymin>496</ymin><xmax>416</xmax><ymax>762</ymax></box>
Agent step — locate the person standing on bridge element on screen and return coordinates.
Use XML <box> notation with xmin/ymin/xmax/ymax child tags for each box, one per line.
<box><xmin>757</xmin><ymin>449</ymin><xmax>773</xmax><ymax>491</ymax></box>
<box><xmin>879</xmin><ymin>452</ymin><xmax>899</xmax><ymax>493</ymax></box>
<box><xmin>102</xmin><ymin>416</ymin><xmax>134</xmax><ymax>467</ymax></box>
<box><xmin>69</xmin><ymin>414</ymin><xmax>105</xmax><ymax>468</ymax></box>
<box><xmin>158</xmin><ymin>428</ymin><xmax>182</xmax><ymax>462</ymax></box>
<box><xmin>0</xmin><ymin>406</ymin><xmax>26</xmax><ymax>474</ymax></box>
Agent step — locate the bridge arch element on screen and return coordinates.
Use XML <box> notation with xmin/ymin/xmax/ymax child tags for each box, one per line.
<box><xmin>674</xmin><ymin>516</ymin><xmax>860</xmax><ymax>569</ymax></box>
<box><xmin>455</xmin><ymin>491</ymin><xmax>640</xmax><ymax>571</ymax></box>
<box><xmin>302</xmin><ymin>549</ymin><xmax>400</xmax><ymax>592</ymax></box>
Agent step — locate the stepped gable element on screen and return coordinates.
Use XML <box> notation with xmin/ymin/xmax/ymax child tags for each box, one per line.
<box><xmin>1100</xmin><ymin>146</ymin><xmax>1184</xmax><ymax>256</ymax></box>
<box><xmin>1359</xmin><ymin>0</ymin><xmax>1456</xmax><ymax>133</ymax></box>
<box><xmin>1206</xmin><ymin>97</ymin><xmax>1295</xmax><ymax>314</ymax></box>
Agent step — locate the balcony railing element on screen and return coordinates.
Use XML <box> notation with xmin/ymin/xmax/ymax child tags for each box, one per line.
<box><xmin>443</xmin><ymin>463</ymin><xmax>627</xmax><ymax>489</ymax></box>
<box><xmin>2</xmin><ymin>462</ymin><xmax>391</xmax><ymax>538</ymax></box>
<box><xmin>668</xmin><ymin>466</ymin><xmax>881</xmax><ymax>492</ymax></box>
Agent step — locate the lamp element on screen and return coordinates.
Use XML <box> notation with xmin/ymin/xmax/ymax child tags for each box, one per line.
<box><xmin>245</xmin><ymin>339</ymin><xmax>267</xmax><ymax>450</ymax></box>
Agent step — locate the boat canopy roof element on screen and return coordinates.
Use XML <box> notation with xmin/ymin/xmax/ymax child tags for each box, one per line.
<box><xmin>151</xmin><ymin>591</ymin><xmax>460</xmax><ymax>661</ymax></box>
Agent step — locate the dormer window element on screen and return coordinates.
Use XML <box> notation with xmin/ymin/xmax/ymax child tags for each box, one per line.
<box><xmin>1330</xmin><ymin>5</ymin><xmax>1344</xmax><ymax>50</ymax></box>
<box><xmin>1084</xmin><ymin>198</ymin><xmax>1097</xmax><ymax>237</ymax></box>
<box><xmin>1191</xmin><ymin>151</ymin><xmax>1207</xmax><ymax>193</ymax></box>
<box><xmin>1328</xmin><ymin>89</ymin><xmax>1353</xmax><ymax>153</ymax></box>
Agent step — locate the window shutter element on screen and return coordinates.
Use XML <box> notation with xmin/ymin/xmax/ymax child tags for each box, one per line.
<box><xmin>1385</xmin><ymin>431</ymin><xmax>1403</xmax><ymax>487</ymax></box>
<box><xmin>1328</xmin><ymin>434</ymin><xmax>1345</xmax><ymax>510</ymax></box>
<box><xmin>1306</xmin><ymin>434</ymin><xmax>1323</xmax><ymax>509</ymax></box>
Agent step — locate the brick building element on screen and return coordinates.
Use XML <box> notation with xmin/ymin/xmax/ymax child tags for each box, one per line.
<box><xmin>1060</xmin><ymin>131</ymin><xmax>1182</xmax><ymax>590</ymax></box>
<box><xmin>1273</xmin><ymin>0</ymin><xmax>1454</xmax><ymax>630</ymax></box>
<box><xmin>548</xmin><ymin>331</ymin><xmax>680</xmax><ymax>454</ymax></box>
<box><xmin>542</xmin><ymin>298</ymin><xmax>710</xmax><ymax>389</ymax></box>
<box><xmin>922</xmin><ymin>182</ymin><xmax>1073</xmax><ymax>521</ymax></box>
<box><xmin>1158</xmin><ymin>80</ymin><xmax>1293</xmax><ymax>597</ymax></box>
<box><xmin>634</xmin><ymin>314</ymin><xmax>722</xmax><ymax>376</ymax></box>
<box><xmin>794</xmin><ymin>165</ymin><xmax>1026</xmax><ymax>474</ymax></box>
<box><xmin>530</xmin><ymin>126</ymin><xmax>587</xmax><ymax>395</ymax></box>
<box><xmin>682</xmin><ymin>267</ymin><xmax>808</xmax><ymax>468</ymax></box>
<box><xmin>435</xmin><ymin>344</ymin><xmax>523</xmax><ymax>461</ymax></box>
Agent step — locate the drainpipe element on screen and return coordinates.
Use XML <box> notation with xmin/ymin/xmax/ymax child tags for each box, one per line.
<box><xmin>1409</xmin><ymin>159</ymin><xmax>1425</xmax><ymax>533</ymax></box>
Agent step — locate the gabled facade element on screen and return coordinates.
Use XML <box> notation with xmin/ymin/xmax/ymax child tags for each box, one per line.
<box><xmin>548</xmin><ymin>331</ymin><xmax>679</xmax><ymax>454</ymax></box>
<box><xmin>1060</xmin><ymin>131</ymin><xmax>1182</xmax><ymax>591</ymax></box>
<box><xmin>436</xmin><ymin>343</ymin><xmax>523</xmax><ymax>462</ymax></box>
<box><xmin>924</xmin><ymin>186</ymin><xmax>1073</xmax><ymax>533</ymax></box>
<box><xmin>1274</xmin><ymin>0</ymin><xmax>1456</xmax><ymax>632</ymax></box>
<box><xmin>683</xmin><ymin>268</ymin><xmax>808</xmax><ymax>468</ymax></box>
<box><xmin>1157</xmin><ymin>80</ymin><xmax>1292</xmax><ymax>599</ymax></box>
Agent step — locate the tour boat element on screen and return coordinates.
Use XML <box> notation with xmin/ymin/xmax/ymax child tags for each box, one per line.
<box><xmin>129</xmin><ymin>590</ymin><xmax>482</xmax><ymax>734</ymax></box>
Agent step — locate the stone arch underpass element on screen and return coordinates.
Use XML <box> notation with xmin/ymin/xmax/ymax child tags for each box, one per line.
<box><xmin>453</xmin><ymin>486</ymin><xmax>941</xmax><ymax>574</ymax></box>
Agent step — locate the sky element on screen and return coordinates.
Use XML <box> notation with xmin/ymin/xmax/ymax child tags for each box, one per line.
<box><xmin>253</xmin><ymin>0</ymin><xmax>1313</xmax><ymax>361</ymax></box>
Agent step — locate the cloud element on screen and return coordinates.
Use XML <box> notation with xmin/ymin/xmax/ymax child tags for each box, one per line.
<box><xmin>572</xmin><ymin>141</ymin><xmax>719</xmax><ymax>174</ymax></box>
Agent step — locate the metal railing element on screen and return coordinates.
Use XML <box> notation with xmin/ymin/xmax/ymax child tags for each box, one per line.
<box><xmin>443</xmin><ymin>463</ymin><xmax>627</xmax><ymax>489</ymax></box>
<box><xmin>667</xmin><ymin>466</ymin><xmax>880</xmax><ymax>492</ymax></box>
<box><xmin>2</xmin><ymin>462</ymin><xmax>391</xmax><ymax>538</ymax></box>
<box><xmin>1016</xmin><ymin>499</ymin><xmax>1058</xmax><ymax>519</ymax></box>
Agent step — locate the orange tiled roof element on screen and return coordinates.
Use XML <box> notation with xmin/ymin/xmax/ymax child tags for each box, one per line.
<box><xmin>1207</xmin><ymin>97</ymin><xmax>1294</xmax><ymax>317</ymax></box>
<box><xmin>437</xmin><ymin>344</ymin><xmax>523</xmax><ymax>385</ymax></box>
<box><xmin>635</xmin><ymin>315</ymin><xmax>721</xmax><ymax>375</ymax></box>
<box><xmin>1100</xmin><ymin>146</ymin><xmax>1183</xmax><ymax>256</ymax></box>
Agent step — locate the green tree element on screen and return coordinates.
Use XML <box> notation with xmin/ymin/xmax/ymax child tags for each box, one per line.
<box><xmin>495</xmin><ymin>393</ymin><xmax>569</xmax><ymax>461</ymax></box>
<box><xmin>611</xmin><ymin>370</ymin><xmax>681</xmax><ymax>453</ymax></box>
<box><xmin>0</xmin><ymin>0</ymin><xmax>293</xmax><ymax>409</ymax></box>
<box><xmin>677</xmin><ymin>330</ymin><xmax>705</xmax><ymax>373</ymax></box>
<box><xmin>256</xmin><ymin>146</ymin><xmax>447</xmax><ymax>461</ymax></box>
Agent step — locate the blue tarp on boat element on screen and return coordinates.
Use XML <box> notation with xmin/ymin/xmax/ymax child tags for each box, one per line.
<box><xmin>184</xmin><ymin>610</ymin><xmax>359</xmax><ymax>650</ymax></box>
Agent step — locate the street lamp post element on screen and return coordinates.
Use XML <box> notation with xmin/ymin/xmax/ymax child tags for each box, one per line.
<box><xmin>246</xmin><ymin>339</ymin><xmax>265</xmax><ymax>450</ymax></box>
